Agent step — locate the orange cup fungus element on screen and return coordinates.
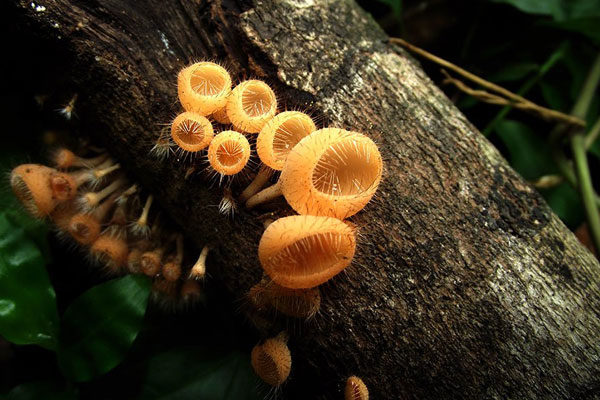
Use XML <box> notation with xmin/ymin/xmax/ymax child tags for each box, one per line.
<box><xmin>178</xmin><ymin>62</ymin><xmax>232</xmax><ymax>116</ymax></box>
<box><xmin>207</xmin><ymin>130</ymin><xmax>251</xmax><ymax>175</ymax></box>
<box><xmin>345</xmin><ymin>376</ymin><xmax>369</xmax><ymax>400</ymax></box>
<box><xmin>90</xmin><ymin>234</ymin><xmax>129</xmax><ymax>273</ymax></box>
<box><xmin>280</xmin><ymin>128</ymin><xmax>383</xmax><ymax>219</ymax></box>
<box><xmin>171</xmin><ymin>112</ymin><xmax>214</xmax><ymax>152</ymax></box>
<box><xmin>257</xmin><ymin>111</ymin><xmax>316</xmax><ymax>170</ymax></box>
<box><xmin>258</xmin><ymin>215</ymin><xmax>356</xmax><ymax>289</ymax></box>
<box><xmin>251</xmin><ymin>332</ymin><xmax>291</xmax><ymax>387</ymax></box>
<box><xmin>10</xmin><ymin>164</ymin><xmax>61</xmax><ymax>218</ymax></box>
<box><xmin>226</xmin><ymin>80</ymin><xmax>277</xmax><ymax>133</ymax></box>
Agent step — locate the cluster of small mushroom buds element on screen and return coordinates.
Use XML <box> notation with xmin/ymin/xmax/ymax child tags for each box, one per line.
<box><xmin>9</xmin><ymin>147</ymin><xmax>209</xmax><ymax>310</ymax></box>
<box><xmin>168</xmin><ymin>62</ymin><xmax>380</xmax><ymax>393</ymax></box>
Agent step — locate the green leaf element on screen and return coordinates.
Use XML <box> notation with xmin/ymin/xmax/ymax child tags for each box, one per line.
<box><xmin>489</xmin><ymin>62</ymin><xmax>539</xmax><ymax>82</ymax></box>
<box><xmin>494</xmin><ymin>119</ymin><xmax>556</xmax><ymax>180</ymax></box>
<box><xmin>58</xmin><ymin>275</ymin><xmax>151</xmax><ymax>382</ymax></box>
<box><xmin>6</xmin><ymin>381</ymin><xmax>77</xmax><ymax>400</ymax></box>
<box><xmin>139</xmin><ymin>347</ymin><xmax>261</xmax><ymax>400</ymax></box>
<box><xmin>490</xmin><ymin>0</ymin><xmax>600</xmax><ymax>21</ymax></box>
<box><xmin>539</xmin><ymin>81</ymin><xmax>568</xmax><ymax>111</ymax></box>
<box><xmin>375</xmin><ymin>0</ymin><xmax>402</xmax><ymax>18</ymax></box>
<box><xmin>0</xmin><ymin>212</ymin><xmax>58</xmax><ymax>350</ymax></box>
<box><xmin>540</xmin><ymin>182</ymin><xmax>585</xmax><ymax>229</ymax></box>
<box><xmin>490</xmin><ymin>0</ymin><xmax>563</xmax><ymax>19</ymax></box>
<box><xmin>543</xmin><ymin>17</ymin><xmax>600</xmax><ymax>43</ymax></box>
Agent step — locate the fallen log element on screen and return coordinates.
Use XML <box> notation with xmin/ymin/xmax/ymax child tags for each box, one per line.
<box><xmin>7</xmin><ymin>0</ymin><xmax>600</xmax><ymax>398</ymax></box>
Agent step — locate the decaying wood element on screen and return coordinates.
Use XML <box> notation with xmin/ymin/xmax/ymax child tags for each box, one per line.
<box><xmin>7</xmin><ymin>0</ymin><xmax>600</xmax><ymax>398</ymax></box>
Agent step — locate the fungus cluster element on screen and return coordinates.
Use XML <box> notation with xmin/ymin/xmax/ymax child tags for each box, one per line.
<box><xmin>9</xmin><ymin>147</ymin><xmax>209</xmax><ymax>310</ymax></box>
<box><xmin>167</xmin><ymin>62</ymin><xmax>380</xmax><ymax>396</ymax></box>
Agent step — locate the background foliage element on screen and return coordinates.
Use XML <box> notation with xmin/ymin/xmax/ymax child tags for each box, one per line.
<box><xmin>2</xmin><ymin>0</ymin><xmax>599</xmax><ymax>398</ymax></box>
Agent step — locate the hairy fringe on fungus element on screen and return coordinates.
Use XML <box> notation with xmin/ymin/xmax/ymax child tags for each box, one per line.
<box><xmin>251</xmin><ymin>332</ymin><xmax>291</xmax><ymax>387</ymax></box>
<box><xmin>226</xmin><ymin>80</ymin><xmax>277</xmax><ymax>134</ymax></box>
<box><xmin>258</xmin><ymin>215</ymin><xmax>356</xmax><ymax>289</ymax></box>
<box><xmin>178</xmin><ymin>62</ymin><xmax>232</xmax><ymax>116</ymax></box>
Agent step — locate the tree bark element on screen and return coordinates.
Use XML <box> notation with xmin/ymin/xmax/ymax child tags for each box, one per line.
<box><xmin>7</xmin><ymin>0</ymin><xmax>600</xmax><ymax>398</ymax></box>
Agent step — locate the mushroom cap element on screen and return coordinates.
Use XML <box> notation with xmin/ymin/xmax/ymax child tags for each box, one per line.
<box><xmin>251</xmin><ymin>335</ymin><xmax>291</xmax><ymax>387</ymax></box>
<box><xmin>10</xmin><ymin>164</ymin><xmax>60</xmax><ymax>218</ymax></box>
<box><xmin>52</xmin><ymin>148</ymin><xmax>76</xmax><ymax>169</ymax></box>
<box><xmin>170</xmin><ymin>112</ymin><xmax>214</xmax><ymax>152</ymax></box>
<box><xmin>177</xmin><ymin>62</ymin><xmax>232</xmax><ymax>115</ymax></box>
<box><xmin>140</xmin><ymin>250</ymin><xmax>163</xmax><ymax>277</ymax></box>
<box><xmin>68</xmin><ymin>214</ymin><xmax>101</xmax><ymax>245</ymax></box>
<box><xmin>258</xmin><ymin>215</ymin><xmax>356</xmax><ymax>289</ymax></box>
<box><xmin>226</xmin><ymin>80</ymin><xmax>277</xmax><ymax>133</ymax></box>
<box><xmin>207</xmin><ymin>130</ymin><xmax>251</xmax><ymax>175</ymax></box>
<box><xmin>257</xmin><ymin>111</ymin><xmax>317</xmax><ymax>170</ymax></box>
<box><xmin>280</xmin><ymin>128</ymin><xmax>383</xmax><ymax>219</ymax></box>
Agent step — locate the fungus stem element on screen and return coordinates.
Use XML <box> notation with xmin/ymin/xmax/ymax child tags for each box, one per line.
<box><xmin>239</xmin><ymin>164</ymin><xmax>273</xmax><ymax>203</ymax></box>
<box><xmin>138</xmin><ymin>195</ymin><xmax>154</xmax><ymax>226</ymax></box>
<box><xmin>82</xmin><ymin>178</ymin><xmax>126</xmax><ymax>209</ymax></box>
<box><xmin>189</xmin><ymin>245</ymin><xmax>210</xmax><ymax>280</ymax></box>
<box><xmin>93</xmin><ymin>163</ymin><xmax>121</xmax><ymax>179</ymax></box>
<box><xmin>245</xmin><ymin>181</ymin><xmax>282</xmax><ymax>209</ymax></box>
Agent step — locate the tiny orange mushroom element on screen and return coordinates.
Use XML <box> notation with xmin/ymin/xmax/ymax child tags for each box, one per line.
<box><xmin>251</xmin><ymin>332</ymin><xmax>291</xmax><ymax>387</ymax></box>
<box><xmin>207</xmin><ymin>130</ymin><xmax>251</xmax><ymax>176</ymax></box>
<box><xmin>226</xmin><ymin>80</ymin><xmax>277</xmax><ymax>133</ymax></box>
<box><xmin>258</xmin><ymin>215</ymin><xmax>356</xmax><ymax>289</ymax></box>
<box><xmin>177</xmin><ymin>62</ymin><xmax>232</xmax><ymax>116</ymax></box>
<box><xmin>11</xmin><ymin>164</ymin><xmax>62</xmax><ymax>218</ymax></box>
<box><xmin>170</xmin><ymin>112</ymin><xmax>214</xmax><ymax>153</ymax></box>
<box><xmin>345</xmin><ymin>376</ymin><xmax>369</xmax><ymax>400</ymax></box>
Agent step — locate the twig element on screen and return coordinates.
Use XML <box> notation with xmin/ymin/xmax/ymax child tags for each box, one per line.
<box><xmin>390</xmin><ymin>37</ymin><xmax>585</xmax><ymax>128</ymax></box>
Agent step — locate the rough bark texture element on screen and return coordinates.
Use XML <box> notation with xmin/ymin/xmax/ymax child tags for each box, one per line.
<box><xmin>7</xmin><ymin>0</ymin><xmax>600</xmax><ymax>399</ymax></box>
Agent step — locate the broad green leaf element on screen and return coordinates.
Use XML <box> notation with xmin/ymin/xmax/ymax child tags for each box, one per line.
<box><xmin>139</xmin><ymin>347</ymin><xmax>261</xmax><ymax>400</ymax></box>
<box><xmin>494</xmin><ymin>119</ymin><xmax>556</xmax><ymax>180</ymax></box>
<box><xmin>543</xmin><ymin>17</ymin><xmax>600</xmax><ymax>43</ymax></box>
<box><xmin>490</xmin><ymin>0</ymin><xmax>562</xmax><ymax>19</ymax></box>
<box><xmin>6</xmin><ymin>380</ymin><xmax>77</xmax><ymax>400</ymax></box>
<box><xmin>58</xmin><ymin>275</ymin><xmax>151</xmax><ymax>382</ymax></box>
<box><xmin>491</xmin><ymin>0</ymin><xmax>600</xmax><ymax>21</ymax></box>
<box><xmin>540</xmin><ymin>182</ymin><xmax>585</xmax><ymax>229</ymax></box>
<box><xmin>0</xmin><ymin>212</ymin><xmax>58</xmax><ymax>350</ymax></box>
<box><xmin>374</xmin><ymin>0</ymin><xmax>402</xmax><ymax>17</ymax></box>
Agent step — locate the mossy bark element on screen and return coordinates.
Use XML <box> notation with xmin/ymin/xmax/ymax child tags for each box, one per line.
<box><xmin>8</xmin><ymin>0</ymin><xmax>600</xmax><ymax>398</ymax></box>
